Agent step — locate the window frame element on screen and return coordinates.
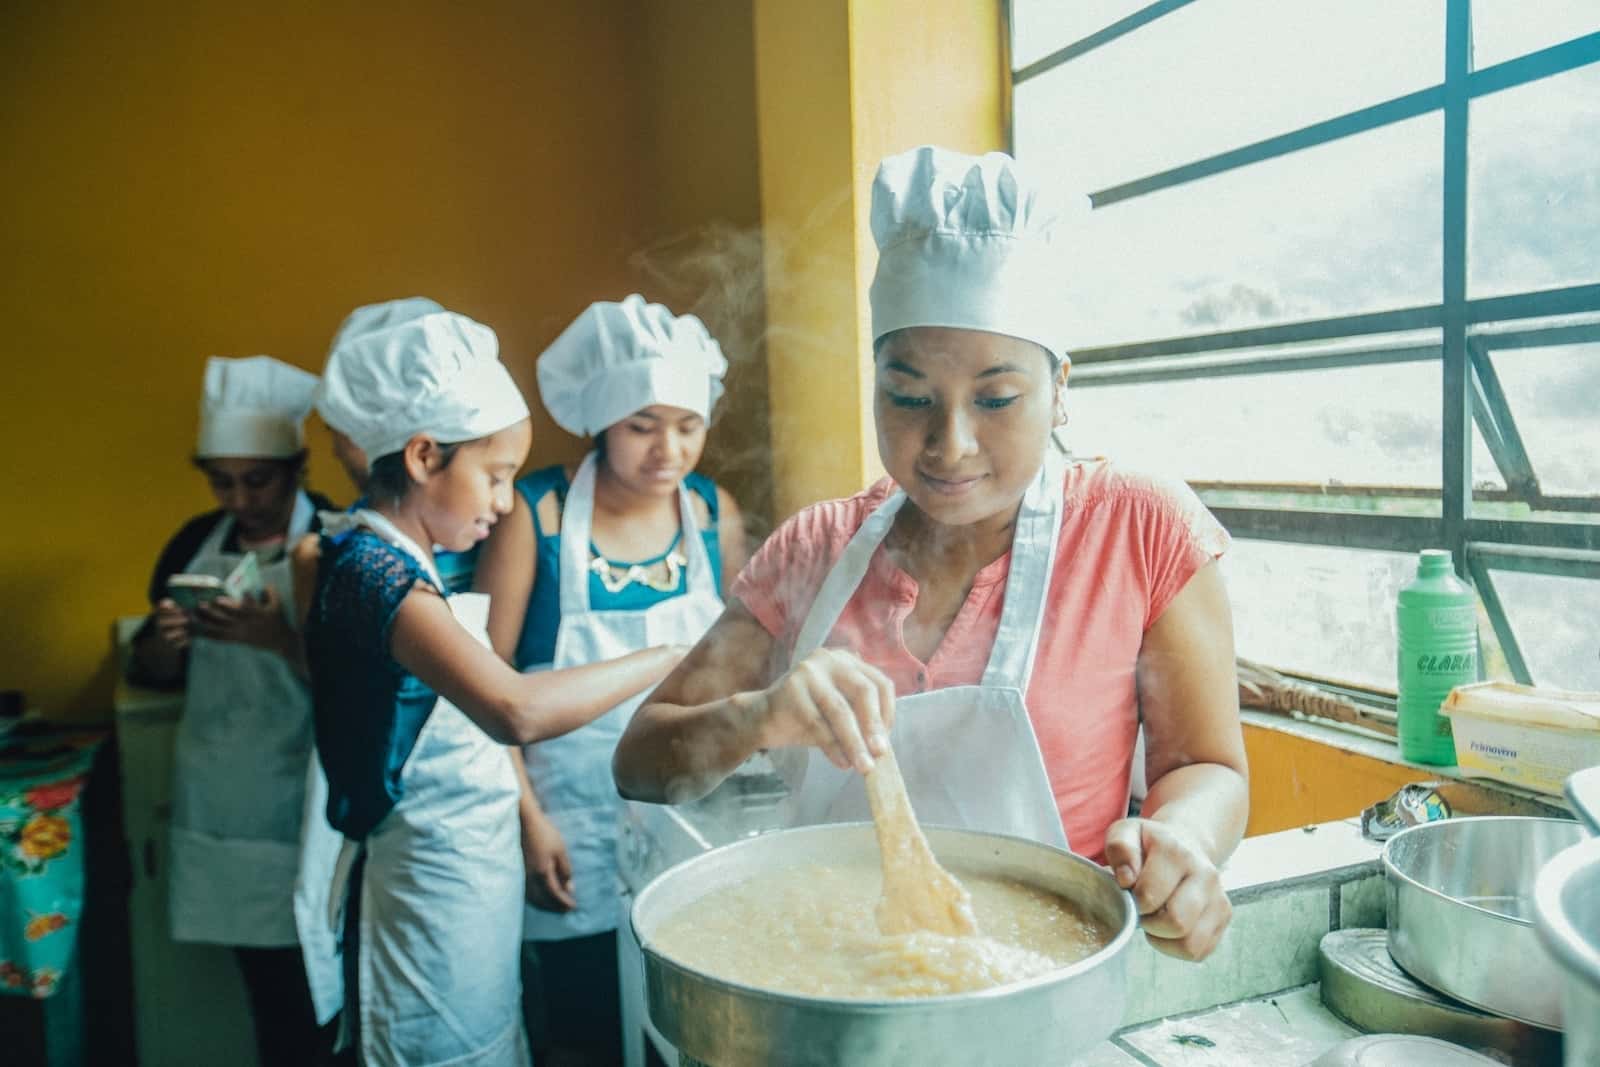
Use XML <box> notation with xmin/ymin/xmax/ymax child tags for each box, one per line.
<box><xmin>1007</xmin><ymin>0</ymin><xmax>1600</xmax><ymax>689</ymax></box>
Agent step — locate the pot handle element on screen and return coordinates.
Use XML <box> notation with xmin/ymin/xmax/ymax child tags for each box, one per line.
<box><xmin>1567</xmin><ymin>765</ymin><xmax>1600</xmax><ymax>834</ymax></box>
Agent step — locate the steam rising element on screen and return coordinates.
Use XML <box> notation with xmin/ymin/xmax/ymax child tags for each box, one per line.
<box><xmin>629</xmin><ymin>187</ymin><xmax>857</xmax><ymax>543</ymax></box>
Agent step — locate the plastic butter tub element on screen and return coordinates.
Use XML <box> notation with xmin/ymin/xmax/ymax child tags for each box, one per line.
<box><xmin>1440</xmin><ymin>681</ymin><xmax>1600</xmax><ymax>795</ymax></box>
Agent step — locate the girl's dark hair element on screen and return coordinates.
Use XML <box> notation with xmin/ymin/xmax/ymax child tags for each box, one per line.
<box><xmin>365</xmin><ymin>441</ymin><xmax>464</xmax><ymax>505</ymax></box>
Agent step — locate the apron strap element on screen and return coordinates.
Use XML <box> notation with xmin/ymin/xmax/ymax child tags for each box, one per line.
<box><xmin>790</xmin><ymin>455</ymin><xmax>1066</xmax><ymax>692</ymax></box>
<box><xmin>286</xmin><ymin>490</ymin><xmax>316</xmax><ymax>543</ymax></box>
<box><xmin>559</xmin><ymin>451</ymin><xmax>718</xmax><ymax>610</ymax></box>
<box><xmin>979</xmin><ymin>451</ymin><xmax>1066</xmax><ymax>691</ymax></box>
<box><xmin>676</xmin><ymin>478</ymin><xmax>718</xmax><ymax>598</ymax></box>
<box><xmin>183</xmin><ymin>510</ymin><xmax>237</xmax><ymax>571</ymax></box>
<box><xmin>558</xmin><ymin>454</ymin><xmax>601</xmax><ymax>613</ymax></box>
<box><xmin>327</xmin><ymin>837</ymin><xmax>364</xmax><ymax>934</ymax></box>
<box><xmin>791</xmin><ymin>489</ymin><xmax>908</xmax><ymax>660</ymax></box>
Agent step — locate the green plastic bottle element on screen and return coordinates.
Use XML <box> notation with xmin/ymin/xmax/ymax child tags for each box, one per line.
<box><xmin>1396</xmin><ymin>549</ymin><xmax>1477</xmax><ymax>765</ymax></box>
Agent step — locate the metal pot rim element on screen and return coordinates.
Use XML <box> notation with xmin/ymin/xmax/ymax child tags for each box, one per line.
<box><xmin>1381</xmin><ymin>816</ymin><xmax>1578</xmax><ymax>927</ymax></box>
<box><xmin>631</xmin><ymin>821</ymin><xmax>1139</xmax><ymax>1009</ymax></box>
<box><xmin>1534</xmin><ymin>834</ymin><xmax>1600</xmax><ymax>983</ymax></box>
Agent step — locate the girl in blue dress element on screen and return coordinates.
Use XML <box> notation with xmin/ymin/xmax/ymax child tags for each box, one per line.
<box><xmin>475</xmin><ymin>295</ymin><xmax>744</xmax><ymax>1067</ymax></box>
<box><xmin>296</xmin><ymin>308</ymin><xmax>684</xmax><ymax>1067</ymax></box>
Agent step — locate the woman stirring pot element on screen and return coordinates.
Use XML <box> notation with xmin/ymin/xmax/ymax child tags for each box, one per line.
<box><xmin>615</xmin><ymin>146</ymin><xmax>1249</xmax><ymax>962</ymax></box>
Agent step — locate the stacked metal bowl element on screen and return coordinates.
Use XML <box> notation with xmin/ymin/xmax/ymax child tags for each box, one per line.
<box><xmin>1379</xmin><ymin>768</ymin><xmax>1600</xmax><ymax>1066</ymax></box>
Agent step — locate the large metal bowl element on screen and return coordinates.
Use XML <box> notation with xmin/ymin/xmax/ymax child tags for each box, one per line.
<box><xmin>1383</xmin><ymin>815</ymin><xmax>1586</xmax><ymax>1030</ymax></box>
<box><xmin>631</xmin><ymin>823</ymin><xmax>1137</xmax><ymax>1067</ymax></box>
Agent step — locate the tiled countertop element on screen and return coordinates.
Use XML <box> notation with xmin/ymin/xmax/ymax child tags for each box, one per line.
<box><xmin>1087</xmin><ymin>984</ymin><xmax>1360</xmax><ymax>1066</ymax></box>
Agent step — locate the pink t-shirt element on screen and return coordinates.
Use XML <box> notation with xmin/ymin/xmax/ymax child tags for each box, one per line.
<box><xmin>730</xmin><ymin>459</ymin><xmax>1230</xmax><ymax>861</ymax></box>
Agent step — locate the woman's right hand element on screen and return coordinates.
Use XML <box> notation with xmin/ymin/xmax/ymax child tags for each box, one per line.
<box><xmin>151</xmin><ymin>599</ymin><xmax>192</xmax><ymax>652</ymax></box>
<box><xmin>755</xmin><ymin>647</ymin><xmax>896</xmax><ymax>774</ymax></box>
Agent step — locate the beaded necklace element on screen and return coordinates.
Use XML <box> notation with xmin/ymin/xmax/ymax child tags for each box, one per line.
<box><xmin>587</xmin><ymin>534</ymin><xmax>687</xmax><ymax>594</ymax></box>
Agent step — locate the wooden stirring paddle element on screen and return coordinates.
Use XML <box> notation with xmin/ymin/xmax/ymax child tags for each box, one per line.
<box><xmin>864</xmin><ymin>749</ymin><xmax>979</xmax><ymax>937</ymax></box>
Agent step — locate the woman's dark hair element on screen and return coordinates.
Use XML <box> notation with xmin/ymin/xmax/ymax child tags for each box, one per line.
<box><xmin>872</xmin><ymin>328</ymin><xmax>1063</xmax><ymax>372</ymax></box>
<box><xmin>365</xmin><ymin>441</ymin><xmax>464</xmax><ymax>505</ymax></box>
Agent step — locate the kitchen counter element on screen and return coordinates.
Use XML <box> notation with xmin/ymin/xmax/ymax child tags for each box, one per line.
<box><xmin>669</xmin><ymin>815</ymin><xmax>1534</xmax><ymax>1064</ymax></box>
<box><xmin>677</xmin><ymin>986</ymin><xmax>1367</xmax><ymax>1067</ymax></box>
<box><xmin>1089</xmin><ymin>983</ymin><xmax>1362</xmax><ymax>1066</ymax></box>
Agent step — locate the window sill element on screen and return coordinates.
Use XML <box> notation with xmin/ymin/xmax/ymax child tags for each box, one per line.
<box><xmin>1240</xmin><ymin>707</ymin><xmax>1572</xmax><ymax>835</ymax></box>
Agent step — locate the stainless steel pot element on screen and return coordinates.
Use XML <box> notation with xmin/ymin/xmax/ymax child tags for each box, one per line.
<box><xmin>630</xmin><ymin>823</ymin><xmax>1137</xmax><ymax>1067</ymax></box>
<box><xmin>1533</xmin><ymin>768</ymin><xmax>1600</xmax><ymax>1066</ymax></box>
<box><xmin>1383</xmin><ymin>815</ymin><xmax>1586</xmax><ymax>1030</ymax></box>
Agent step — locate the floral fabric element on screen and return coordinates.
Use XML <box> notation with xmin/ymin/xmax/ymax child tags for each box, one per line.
<box><xmin>0</xmin><ymin>724</ymin><xmax>104</xmax><ymax>999</ymax></box>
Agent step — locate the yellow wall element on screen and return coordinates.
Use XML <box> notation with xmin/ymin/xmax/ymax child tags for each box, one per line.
<box><xmin>753</xmin><ymin>0</ymin><xmax>1006</xmax><ymax>518</ymax></box>
<box><xmin>633</xmin><ymin>0</ymin><xmax>773</xmax><ymax>533</ymax></box>
<box><xmin>3</xmin><ymin>0</ymin><xmax>1005</xmax><ymax>718</ymax></box>
<box><xmin>847</xmin><ymin>1</ymin><xmax>1008</xmax><ymax>369</ymax></box>
<box><xmin>2</xmin><ymin>1</ymin><xmax>766</xmax><ymax>720</ymax></box>
<box><xmin>752</xmin><ymin>0</ymin><xmax>865</xmax><ymax>520</ymax></box>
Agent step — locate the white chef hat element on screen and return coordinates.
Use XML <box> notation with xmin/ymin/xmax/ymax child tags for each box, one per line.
<box><xmin>330</xmin><ymin>296</ymin><xmax>447</xmax><ymax>353</ymax></box>
<box><xmin>314</xmin><ymin>310</ymin><xmax>530</xmax><ymax>467</ymax></box>
<box><xmin>868</xmin><ymin>145</ymin><xmax>1078</xmax><ymax>365</ymax></box>
<box><xmin>195</xmin><ymin>356</ymin><xmax>319</xmax><ymax>459</ymax></box>
<box><xmin>317</xmin><ymin>297</ymin><xmax>447</xmax><ymax>436</ymax></box>
<box><xmin>536</xmin><ymin>294</ymin><xmax>728</xmax><ymax>438</ymax></box>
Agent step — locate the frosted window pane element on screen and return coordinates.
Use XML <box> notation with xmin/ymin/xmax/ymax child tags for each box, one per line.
<box><xmin>1034</xmin><ymin>114</ymin><xmax>1442</xmax><ymax>348</ymax></box>
<box><xmin>1488</xmin><ymin>570</ymin><xmax>1600</xmax><ymax>690</ymax></box>
<box><xmin>1470</xmin><ymin>0</ymin><xmax>1600</xmax><ymax>69</ymax></box>
<box><xmin>1468</xmin><ymin>63</ymin><xmax>1600</xmax><ymax>299</ymax></box>
<box><xmin>1222</xmin><ymin>540</ymin><xmax>1419</xmax><ymax>689</ymax></box>
<box><xmin>1012</xmin><ymin>0</ymin><xmax>1443</xmax><ymax>193</ymax></box>
<box><xmin>1069</xmin><ymin>359</ymin><xmax>1447</xmax><ymax>488</ymax></box>
<box><xmin>1483</xmin><ymin>342</ymin><xmax>1600</xmax><ymax>496</ymax></box>
<box><xmin>1010</xmin><ymin>0</ymin><xmax>1149</xmax><ymax>70</ymax></box>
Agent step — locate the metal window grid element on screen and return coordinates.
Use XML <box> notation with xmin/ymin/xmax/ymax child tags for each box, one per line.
<box><xmin>1007</xmin><ymin>1</ymin><xmax>1600</xmax><ymax>686</ymax></box>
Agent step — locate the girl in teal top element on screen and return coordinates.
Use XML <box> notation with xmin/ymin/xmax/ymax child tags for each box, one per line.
<box><xmin>504</xmin><ymin>464</ymin><xmax>726</xmax><ymax>669</ymax></box>
<box><xmin>476</xmin><ymin>295</ymin><xmax>745</xmax><ymax>1067</ymax></box>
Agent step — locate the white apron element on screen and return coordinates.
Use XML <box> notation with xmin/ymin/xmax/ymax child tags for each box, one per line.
<box><xmin>324</xmin><ymin>511</ymin><xmax>531</xmax><ymax>1067</ymax></box>
<box><xmin>784</xmin><ymin>455</ymin><xmax>1071</xmax><ymax>851</ymax></box>
<box><xmin>169</xmin><ymin>490</ymin><xmax>328</xmax><ymax>945</ymax></box>
<box><xmin>293</xmin><ymin>749</ymin><xmax>346</xmax><ymax>1025</ymax></box>
<box><xmin>523</xmin><ymin>453</ymin><xmax>725</xmax><ymax>940</ymax></box>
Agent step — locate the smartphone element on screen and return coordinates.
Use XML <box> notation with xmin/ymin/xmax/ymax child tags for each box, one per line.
<box><xmin>166</xmin><ymin>553</ymin><xmax>263</xmax><ymax>612</ymax></box>
<box><xmin>166</xmin><ymin>574</ymin><xmax>225</xmax><ymax>612</ymax></box>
